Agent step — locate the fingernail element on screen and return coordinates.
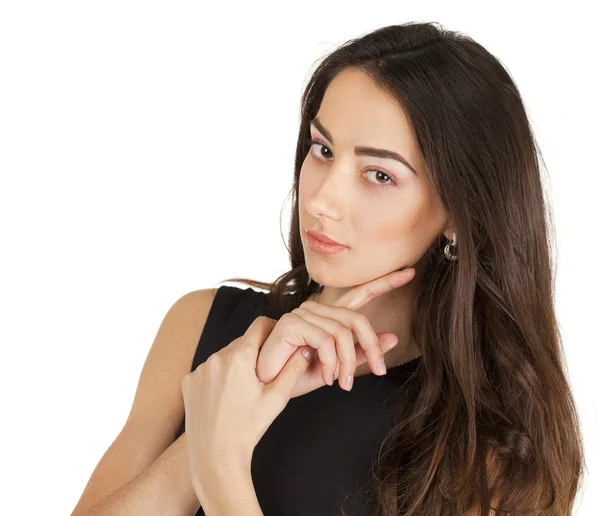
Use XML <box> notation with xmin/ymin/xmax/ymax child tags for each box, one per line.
<box><xmin>329</xmin><ymin>372</ymin><xmax>335</xmax><ymax>386</ymax></box>
<box><xmin>302</xmin><ymin>348</ymin><xmax>312</xmax><ymax>360</ymax></box>
<box><xmin>376</xmin><ymin>358</ymin><xmax>387</xmax><ymax>375</ymax></box>
<box><xmin>346</xmin><ymin>374</ymin><xmax>354</xmax><ymax>390</ymax></box>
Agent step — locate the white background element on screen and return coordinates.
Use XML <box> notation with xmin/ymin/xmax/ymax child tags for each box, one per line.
<box><xmin>1</xmin><ymin>1</ymin><xmax>598</xmax><ymax>514</ymax></box>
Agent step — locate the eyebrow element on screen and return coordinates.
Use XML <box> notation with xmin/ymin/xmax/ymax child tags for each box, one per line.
<box><xmin>309</xmin><ymin>117</ymin><xmax>417</xmax><ymax>175</ymax></box>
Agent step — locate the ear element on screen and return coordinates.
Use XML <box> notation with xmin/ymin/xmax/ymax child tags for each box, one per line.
<box><xmin>439</xmin><ymin>214</ymin><xmax>455</xmax><ymax>241</ymax></box>
<box><xmin>443</xmin><ymin>230</ymin><xmax>456</xmax><ymax>241</ymax></box>
<box><xmin>441</xmin><ymin>220</ymin><xmax>456</xmax><ymax>241</ymax></box>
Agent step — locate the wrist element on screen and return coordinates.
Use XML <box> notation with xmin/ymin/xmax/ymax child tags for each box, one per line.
<box><xmin>193</xmin><ymin>460</ymin><xmax>257</xmax><ymax>514</ymax></box>
<box><xmin>192</xmin><ymin>452</ymin><xmax>252</xmax><ymax>495</ymax></box>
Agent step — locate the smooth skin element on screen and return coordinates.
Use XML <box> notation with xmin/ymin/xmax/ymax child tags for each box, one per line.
<box><xmin>70</xmin><ymin>289</ymin><xmax>219</xmax><ymax>516</ymax></box>
<box><xmin>255</xmin><ymin>267</ymin><xmax>416</xmax><ymax>396</ymax></box>
<box><xmin>298</xmin><ymin>68</ymin><xmax>455</xmax><ymax>378</ymax></box>
<box><xmin>182</xmin><ymin>267</ymin><xmax>418</xmax><ymax>513</ymax></box>
<box><xmin>71</xmin><ymin>66</ymin><xmax>457</xmax><ymax>516</ymax></box>
<box><xmin>181</xmin><ymin>317</ymin><xmax>312</xmax><ymax>510</ymax></box>
<box><xmin>69</xmin><ymin>270</ymin><xmax>413</xmax><ymax>515</ymax></box>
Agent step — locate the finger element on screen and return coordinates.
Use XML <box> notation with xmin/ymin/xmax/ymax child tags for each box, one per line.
<box><xmin>325</xmin><ymin>333</ymin><xmax>397</xmax><ymax>387</ymax></box>
<box><xmin>274</xmin><ymin>312</ymin><xmax>339</xmax><ymax>387</ymax></box>
<box><xmin>352</xmin><ymin>332</ymin><xmax>399</xmax><ymax>366</ymax></box>
<box><xmin>292</xmin><ymin>355</ymin><xmax>332</xmax><ymax>398</ymax></box>
<box><xmin>332</xmin><ymin>268</ymin><xmax>415</xmax><ymax>311</ymax></box>
<box><xmin>243</xmin><ymin>316</ymin><xmax>278</xmax><ymax>355</ymax></box>
<box><xmin>267</xmin><ymin>346</ymin><xmax>314</xmax><ymax>403</ymax></box>
<box><xmin>292</xmin><ymin>306</ymin><xmax>357</xmax><ymax>390</ymax></box>
<box><xmin>297</xmin><ymin>301</ymin><xmax>392</xmax><ymax>381</ymax></box>
<box><xmin>289</xmin><ymin>334</ymin><xmax>399</xmax><ymax>399</ymax></box>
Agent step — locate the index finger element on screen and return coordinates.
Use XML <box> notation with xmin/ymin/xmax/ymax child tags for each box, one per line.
<box><xmin>332</xmin><ymin>268</ymin><xmax>415</xmax><ymax>311</ymax></box>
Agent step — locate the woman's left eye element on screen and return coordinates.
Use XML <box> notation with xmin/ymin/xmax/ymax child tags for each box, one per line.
<box><xmin>364</xmin><ymin>169</ymin><xmax>396</xmax><ymax>186</ymax></box>
<box><xmin>306</xmin><ymin>138</ymin><xmax>397</xmax><ymax>187</ymax></box>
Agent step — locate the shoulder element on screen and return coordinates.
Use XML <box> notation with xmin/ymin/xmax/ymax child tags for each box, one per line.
<box><xmin>160</xmin><ymin>287</ymin><xmax>221</xmax><ymax>339</ymax></box>
<box><xmin>169</xmin><ymin>285</ymin><xmax>266</xmax><ymax>366</ymax></box>
<box><xmin>171</xmin><ymin>286</ymin><xmax>275</xmax><ymax>352</ymax></box>
<box><xmin>144</xmin><ymin>287</ymin><xmax>221</xmax><ymax>385</ymax></box>
<box><xmin>173</xmin><ymin>287</ymin><xmax>220</xmax><ymax>318</ymax></box>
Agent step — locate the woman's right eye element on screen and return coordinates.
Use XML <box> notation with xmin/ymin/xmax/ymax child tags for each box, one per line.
<box><xmin>307</xmin><ymin>138</ymin><xmax>333</xmax><ymax>160</ymax></box>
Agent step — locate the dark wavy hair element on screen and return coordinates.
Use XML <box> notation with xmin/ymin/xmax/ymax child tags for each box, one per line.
<box><xmin>222</xmin><ymin>22</ymin><xmax>585</xmax><ymax>515</ymax></box>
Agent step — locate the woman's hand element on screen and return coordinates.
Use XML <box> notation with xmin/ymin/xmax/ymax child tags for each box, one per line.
<box><xmin>256</xmin><ymin>268</ymin><xmax>416</xmax><ymax>398</ymax></box>
<box><xmin>181</xmin><ymin>315</ymin><xmax>314</xmax><ymax>502</ymax></box>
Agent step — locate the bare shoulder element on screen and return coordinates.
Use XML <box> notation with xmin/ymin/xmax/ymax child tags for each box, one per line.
<box><xmin>155</xmin><ymin>287</ymin><xmax>221</xmax><ymax>373</ymax></box>
<box><xmin>70</xmin><ymin>287</ymin><xmax>220</xmax><ymax>515</ymax></box>
<box><xmin>126</xmin><ymin>287</ymin><xmax>221</xmax><ymax>424</ymax></box>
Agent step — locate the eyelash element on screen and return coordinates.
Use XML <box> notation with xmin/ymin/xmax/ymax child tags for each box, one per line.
<box><xmin>305</xmin><ymin>138</ymin><xmax>398</xmax><ymax>188</ymax></box>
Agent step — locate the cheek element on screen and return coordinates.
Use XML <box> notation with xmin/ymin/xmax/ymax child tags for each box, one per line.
<box><xmin>359</xmin><ymin>185</ymin><xmax>445</xmax><ymax>250</ymax></box>
<box><xmin>404</xmin><ymin>188</ymin><xmax>444</xmax><ymax>234</ymax></box>
<box><xmin>298</xmin><ymin>161</ymin><xmax>325</xmax><ymax>216</ymax></box>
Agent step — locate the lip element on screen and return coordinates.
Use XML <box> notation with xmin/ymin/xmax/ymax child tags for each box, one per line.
<box><xmin>305</xmin><ymin>229</ymin><xmax>347</xmax><ymax>247</ymax></box>
<box><xmin>304</xmin><ymin>229</ymin><xmax>349</xmax><ymax>255</ymax></box>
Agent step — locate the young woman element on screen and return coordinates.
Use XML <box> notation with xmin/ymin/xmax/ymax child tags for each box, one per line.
<box><xmin>72</xmin><ymin>22</ymin><xmax>585</xmax><ymax>516</ymax></box>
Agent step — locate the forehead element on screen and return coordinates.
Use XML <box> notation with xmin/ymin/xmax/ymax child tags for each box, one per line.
<box><xmin>312</xmin><ymin>68</ymin><xmax>424</xmax><ymax>175</ymax></box>
<box><xmin>315</xmin><ymin>68</ymin><xmax>417</xmax><ymax>153</ymax></box>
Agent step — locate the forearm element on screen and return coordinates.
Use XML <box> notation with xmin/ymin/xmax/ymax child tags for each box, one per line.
<box><xmin>193</xmin><ymin>463</ymin><xmax>263</xmax><ymax>516</ymax></box>
<box><xmin>85</xmin><ymin>433</ymin><xmax>201</xmax><ymax>516</ymax></box>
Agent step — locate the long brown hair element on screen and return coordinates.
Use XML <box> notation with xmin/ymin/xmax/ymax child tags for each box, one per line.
<box><xmin>223</xmin><ymin>22</ymin><xmax>585</xmax><ymax>514</ymax></box>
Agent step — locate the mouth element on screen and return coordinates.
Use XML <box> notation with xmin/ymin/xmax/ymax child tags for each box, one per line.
<box><xmin>304</xmin><ymin>229</ymin><xmax>349</xmax><ymax>255</ymax></box>
<box><xmin>305</xmin><ymin>229</ymin><xmax>347</xmax><ymax>247</ymax></box>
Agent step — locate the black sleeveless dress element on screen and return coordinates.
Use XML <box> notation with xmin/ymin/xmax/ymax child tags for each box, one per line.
<box><xmin>174</xmin><ymin>285</ymin><xmax>421</xmax><ymax>516</ymax></box>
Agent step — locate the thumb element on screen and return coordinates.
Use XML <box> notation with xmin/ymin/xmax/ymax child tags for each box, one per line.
<box><xmin>266</xmin><ymin>346</ymin><xmax>313</xmax><ymax>400</ymax></box>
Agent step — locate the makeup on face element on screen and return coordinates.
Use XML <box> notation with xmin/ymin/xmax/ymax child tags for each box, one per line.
<box><xmin>304</xmin><ymin>229</ymin><xmax>349</xmax><ymax>255</ymax></box>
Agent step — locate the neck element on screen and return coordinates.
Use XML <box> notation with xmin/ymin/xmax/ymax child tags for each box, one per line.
<box><xmin>313</xmin><ymin>270</ymin><xmax>422</xmax><ymax>378</ymax></box>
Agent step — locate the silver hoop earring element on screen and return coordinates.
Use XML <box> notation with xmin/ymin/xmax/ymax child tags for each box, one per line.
<box><xmin>444</xmin><ymin>231</ymin><xmax>458</xmax><ymax>261</ymax></box>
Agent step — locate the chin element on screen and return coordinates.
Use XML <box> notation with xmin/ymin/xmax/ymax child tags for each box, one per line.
<box><xmin>306</xmin><ymin>273</ymin><xmax>351</xmax><ymax>290</ymax></box>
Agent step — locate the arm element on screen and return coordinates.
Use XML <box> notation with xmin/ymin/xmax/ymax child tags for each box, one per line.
<box><xmin>84</xmin><ymin>432</ymin><xmax>200</xmax><ymax>516</ymax></box>
<box><xmin>194</xmin><ymin>462</ymin><xmax>263</xmax><ymax>516</ymax></box>
<box><xmin>70</xmin><ymin>288</ymin><xmax>219</xmax><ymax>516</ymax></box>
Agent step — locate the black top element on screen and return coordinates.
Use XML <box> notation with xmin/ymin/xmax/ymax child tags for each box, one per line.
<box><xmin>174</xmin><ymin>285</ymin><xmax>421</xmax><ymax>516</ymax></box>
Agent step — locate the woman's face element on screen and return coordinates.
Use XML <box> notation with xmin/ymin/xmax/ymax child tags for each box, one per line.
<box><xmin>299</xmin><ymin>67</ymin><xmax>450</xmax><ymax>288</ymax></box>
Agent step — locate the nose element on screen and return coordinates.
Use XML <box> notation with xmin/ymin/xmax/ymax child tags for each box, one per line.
<box><xmin>304</xmin><ymin>162</ymin><xmax>351</xmax><ymax>220</ymax></box>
